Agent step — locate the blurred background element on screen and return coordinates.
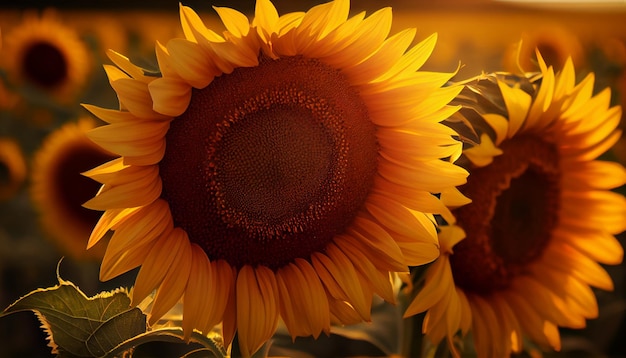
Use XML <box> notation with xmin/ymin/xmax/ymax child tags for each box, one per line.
<box><xmin>0</xmin><ymin>0</ymin><xmax>624</xmax><ymax>356</ymax></box>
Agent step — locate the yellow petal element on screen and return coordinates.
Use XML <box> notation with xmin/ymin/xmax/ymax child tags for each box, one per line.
<box><xmin>378</xmin><ymin>156</ymin><xmax>468</xmax><ymax>192</ymax></box>
<box><xmin>103</xmin><ymin>64</ymin><xmax>129</xmax><ymax>82</ymax></box>
<box><xmin>154</xmin><ymin>41</ymin><xmax>178</xmax><ymax>78</ymax></box>
<box><xmin>470</xmin><ymin>296</ymin><xmax>502</xmax><ymax>357</ymax></box>
<box><xmin>213</xmin><ymin>6</ymin><xmax>250</xmax><ymax>38</ymax></box>
<box><xmin>366</xmin><ymin>193</ymin><xmax>437</xmax><ymax>243</ymax></box>
<box><xmin>348</xmin><ymin>216</ymin><xmax>407</xmax><ymax>270</ymax></box>
<box><xmin>83</xmin><ymin>165</ymin><xmax>162</xmax><ymax>210</ymax></box>
<box><xmin>179</xmin><ymin>4</ymin><xmax>222</xmax><ymax>43</ymax></box>
<box><xmin>220</xmin><ymin>264</ymin><xmax>238</xmax><ymax>347</ymax></box>
<box><xmin>148</xmin><ymin>77</ymin><xmax>192</xmax><ymax>117</ymax></box>
<box><xmin>404</xmin><ymin>257</ymin><xmax>450</xmax><ymax>317</ymax></box>
<box><xmin>294</xmin><ymin>258</ymin><xmax>331</xmax><ymax>334</ymax></box>
<box><xmin>542</xmin><ymin>243</ymin><xmax>614</xmax><ymax>291</ymax></box>
<box><xmin>131</xmin><ymin>227</ymin><xmax>185</xmax><ymax>306</ymax></box>
<box><xmin>344</xmin><ymin>27</ymin><xmax>416</xmax><ymax>85</ymax></box>
<box><xmin>373</xmin><ymin>176</ymin><xmax>454</xmax><ymax>214</ymax></box>
<box><xmin>439</xmin><ymin>186</ymin><xmax>472</xmax><ymax>209</ymax></box>
<box><xmin>87</xmin><ymin>119</ymin><xmax>170</xmax><ymax>146</ymax></box>
<box><xmin>554</xmin><ymin>57</ymin><xmax>576</xmax><ymax>99</ymax></box>
<box><xmin>236</xmin><ymin>265</ymin><xmax>279</xmax><ymax>358</ymax></box>
<box><xmin>561</xmin><ymin>72</ymin><xmax>595</xmax><ymax>119</ymax></box>
<box><xmin>335</xmin><ymin>240</ymin><xmax>395</xmax><ymax>303</ymax></box>
<box><xmin>312</xmin><ymin>246</ymin><xmax>370</xmax><ymax>321</ymax></box>
<box><xmin>482</xmin><ymin>113</ymin><xmax>509</xmax><ymax>146</ymax></box>
<box><xmin>497</xmin><ymin>80</ymin><xmax>531</xmax><ymax>138</ymax></box>
<box><xmin>295</xmin><ymin>1</ymin><xmax>336</xmax><ymax>42</ymax></box>
<box><xmin>166</xmin><ymin>38</ymin><xmax>216</xmax><ymax>89</ymax></box>
<box><xmin>82</xmin><ymin>157</ymin><xmax>127</xmax><ymax>184</ymax></box>
<box><xmin>86</xmin><ymin>121</ymin><xmax>169</xmax><ymax>165</ymax></box>
<box><xmin>253</xmin><ymin>0</ymin><xmax>279</xmax><ymax>43</ymax></box>
<box><xmin>490</xmin><ymin>295</ymin><xmax>523</xmax><ymax>354</ymax></box>
<box><xmin>183</xmin><ymin>245</ymin><xmax>213</xmax><ymax>340</ymax></box>
<box><xmin>375</xmin><ymin>32</ymin><xmax>438</xmax><ymax>83</ymax></box>
<box><xmin>555</xmin><ymin>229</ymin><xmax>623</xmax><ymax>265</ymax></box>
<box><xmin>525</xmin><ymin>66</ymin><xmax>555</xmax><ymax>131</ymax></box>
<box><xmin>149</xmin><ymin>231</ymin><xmax>193</xmax><ymax>324</ymax></box>
<box><xmin>310</xmin><ymin>252</ymin><xmax>351</xmax><ymax>301</ymax></box>
<box><xmin>208</xmin><ymin>40</ymin><xmax>259</xmax><ymax>72</ymax></box>
<box><xmin>106</xmin><ymin>199</ymin><xmax>173</xmax><ymax>259</ymax></box>
<box><xmin>463</xmin><ymin>133</ymin><xmax>503</xmax><ymax>167</ymax></box>
<box><xmin>277</xmin><ymin>258</ymin><xmax>330</xmax><ymax>338</ymax></box>
<box><xmin>395</xmin><ymin>238</ymin><xmax>440</xmax><ymax>267</ymax></box>
<box><xmin>318</xmin><ymin>7</ymin><xmax>392</xmax><ymax>69</ymax></box>
<box><xmin>328</xmin><ymin>298</ymin><xmax>361</xmax><ymax>326</ymax></box>
<box><xmin>316</xmin><ymin>0</ymin><xmax>350</xmax><ymax>40</ymax></box>
<box><xmin>336</xmin><ymin>233</ymin><xmax>405</xmax><ymax>273</ymax></box>
<box><xmin>456</xmin><ymin>289</ymin><xmax>472</xmax><ymax>335</ymax></box>
<box><xmin>100</xmin><ymin>239</ymin><xmax>155</xmax><ymax>281</ymax></box>
<box><xmin>568</xmin><ymin>130</ymin><xmax>621</xmax><ymax>162</ymax></box>
<box><xmin>81</xmin><ymin>104</ymin><xmax>137</xmax><ymax>124</ymax></box>
<box><xmin>87</xmin><ymin>207</ymin><xmax>140</xmax><ymax>248</ymax></box>
<box><xmin>107</xmin><ymin>49</ymin><xmax>149</xmax><ymax>82</ymax></box>
<box><xmin>201</xmin><ymin>260</ymin><xmax>233</xmax><ymax>335</ymax></box>
<box><xmin>504</xmin><ymin>291</ymin><xmax>558</xmax><ymax>349</ymax></box>
<box><xmin>438</xmin><ymin>224</ymin><xmax>466</xmax><ymax>254</ymax></box>
<box><xmin>110</xmin><ymin>78</ymin><xmax>169</xmax><ymax>120</ymax></box>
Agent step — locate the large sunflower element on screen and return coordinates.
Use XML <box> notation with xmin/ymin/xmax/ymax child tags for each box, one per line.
<box><xmin>405</xmin><ymin>52</ymin><xmax>626</xmax><ymax>357</ymax></box>
<box><xmin>31</xmin><ymin>118</ymin><xmax>115</xmax><ymax>260</ymax></box>
<box><xmin>2</xmin><ymin>10</ymin><xmax>91</xmax><ymax>103</ymax></box>
<box><xmin>83</xmin><ymin>0</ymin><xmax>469</xmax><ymax>356</ymax></box>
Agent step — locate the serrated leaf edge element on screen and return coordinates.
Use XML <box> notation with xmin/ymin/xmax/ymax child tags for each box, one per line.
<box><xmin>0</xmin><ymin>261</ymin><xmax>136</xmax><ymax>356</ymax></box>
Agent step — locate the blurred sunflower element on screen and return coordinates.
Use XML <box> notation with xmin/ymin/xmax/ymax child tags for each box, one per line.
<box><xmin>405</xmin><ymin>52</ymin><xmax>626</xmax><ymax>357</ymax></box>
<box><xmin>0</xmin><ymin>138</ymin><xmax>27</xmax><ymax>201</ymax></box>
<box><xmin>82</xmin><ymin>0</ymin><xmax>469</xmax><ymax>356</ymax></box>
<box><xmin>503</xmin><ymin>25</ymin><xmax>584</xmax><ymax>73</ymax></box>
<box><xmin>2</xmin><ymin>9</ymin><xmax>91</xmax><ymax>103</ymax></box>
<box><xmin>31</xmin><ymin>118</ymin><xmax>115</xmax><ymax>260</ymax></box>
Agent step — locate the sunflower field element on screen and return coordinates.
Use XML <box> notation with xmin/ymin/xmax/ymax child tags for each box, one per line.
<box><xmin>0</xmin><ymin>1</ymin><xmax>625</xmax><ymax>357</ymax></box>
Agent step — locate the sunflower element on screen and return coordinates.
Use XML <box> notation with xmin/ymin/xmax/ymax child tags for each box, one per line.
<box><xmin>31</xmin><ymin>118</ymin><xmax>115</xmax><ymax>260</ymax></box>
<box><xmin>0</xmin><ymin>138</ymin><xmax>27</xmax><ymax>201</ymax></box>
<box><xmin>405</xmin><ymin>52</ymin><xmax>626</xmax><ymax>357</ymax></box>
<box><xmin>2</xmin><ymin>9</ymin><xmax>91</xmax><ymax>103</ymax></box>
<box><xmin>82</xmin><ymin>0</ymin><xmax>469</xmax><ymax>356</ymax></box>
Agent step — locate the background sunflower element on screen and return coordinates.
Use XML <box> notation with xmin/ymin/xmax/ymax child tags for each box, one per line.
<box><xmin>30</xmin><ymin>117</ymin><xmax>115</xmax><ymax>261</ymax></box>
<box><xmin>1</xmin><ymin>9</ymin><xmax>92</xmax><ymax>104</ymax></box>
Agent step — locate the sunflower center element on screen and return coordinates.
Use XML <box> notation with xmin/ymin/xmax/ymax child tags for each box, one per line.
<box><xmin>449</xmin><ymin>135</ymin><xmax>561</xmax><ymax>294</ymax></box>
<box><xmin>159</xmin><ymin>56</ymin><xmax>378</xmax><ymax>270</ymax></box>
<box><xmin>54</xmin><ymin>143</ymin><xmax>115</xmax><ymax>230</ymax></box>
<box><xmin>22</xmin><ymin>41</ymin><xmax>68</xmax><ymax>89</ymax></box>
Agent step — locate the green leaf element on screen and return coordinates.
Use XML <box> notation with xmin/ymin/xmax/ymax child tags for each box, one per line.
<box><xmin>0</xmin><ymin>276</ymin><xmax>147</xmax><ymax>357</ymax></box>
